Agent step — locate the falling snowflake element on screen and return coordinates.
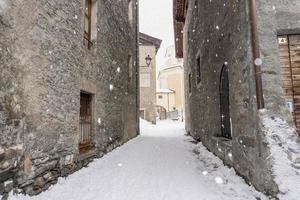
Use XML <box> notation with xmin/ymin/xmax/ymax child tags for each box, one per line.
<box><xmin>109</xmin><ymin>84</ymin><xmax>114</xmax><ymax>91</ymax></box>
<box><xmin>215</xmin><ymin>177</ymin><xmax>224</xmax><ymax>184</ymax></box>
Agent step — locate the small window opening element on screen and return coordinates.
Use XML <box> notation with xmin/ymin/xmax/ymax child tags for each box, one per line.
<box><xmin>128</xmin><ymin>55</ymin><xmax>133</xmax><ymax>91</ymax></box>
<box><xmin>83</xmin><ymin>0</ymin><xmax>100</xmax><ymax>49</ymax></box>
<box><xmin>188</xmin><ymin>73</ymin><xmax>192</xmax><ymax>94</ymax></box>
<box><xmin>184</xmin><ymin>0</ymin><xmax>189</xmax><ymax>18</ymax></box>
<box><xmin>128</xmin><ymin>0</ymin><xmax>134</xmax><ymax>28</ymax></box>
<box><xmin>194</xmin><ymin>0</ymin><xmax>198</xmax><ymax>8</ymax></box>
<box><xmin>158</xmin><ymin>95</ymin><xmax>163</xmax><ymax>99</ymax></box>
<box><xmin>140</xmin><ymin>109</ymin><xmax>146</xmax><ymax>119</ymax></box>
<box><xmin>196</xmin><ymin>55</ymin><xmax>201</xmax><ymax>84</ymax></box>
<box><xmin>84</xmin><ymin>0</ymin><xmax>95</xmax><ymax>49</ymax></box>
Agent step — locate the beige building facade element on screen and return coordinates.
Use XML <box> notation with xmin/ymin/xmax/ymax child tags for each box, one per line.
<box><xmin>139</xmin><ymin>33</ymin><xmax>162</xmax><ymax>124</ymax></box>
<box><xmin>157</xmin><ymin>46</ymin><xmax>184</xmax><ymax>113</ymax></box>
<box><xmin>156</xmin><ymin>89</ymin><xmax>176</xmax><ymax>112</ymax></box>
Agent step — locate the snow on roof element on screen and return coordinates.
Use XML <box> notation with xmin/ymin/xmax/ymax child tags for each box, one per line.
<box><xmin>157</xmin><ymin>88</ymin><xmax>175</xmax><ymax>93</ymax></box>
<box><xmin>139</xmin><ymin>32</ymin><xmax>162</xmax><ymax>52</ymax></box>
<box><xmin>160</xmin><ymin>64</ymin><xmax>182</xmax><ymax>71</ymax></box>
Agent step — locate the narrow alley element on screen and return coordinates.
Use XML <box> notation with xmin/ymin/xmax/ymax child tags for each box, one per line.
<box><xmin>9</xmin><ymin>120</ymin><xmax>268</xmax><ymax>200</ymax></box>
<box><xmin>2</xmin><ymin>1</ymin><xmax>300</xmax><ymax>199</ymax></box>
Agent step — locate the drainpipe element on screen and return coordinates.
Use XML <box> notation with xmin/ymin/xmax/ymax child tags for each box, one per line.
<box><xmin>249</xmin><ymin>0</ymin><xmax>265</xmax><ymax>109</ymax></box>
<box><xmin>136</xmin><ymin>0</ymin><xmax>140</xmax><ymax>134</ymax></box>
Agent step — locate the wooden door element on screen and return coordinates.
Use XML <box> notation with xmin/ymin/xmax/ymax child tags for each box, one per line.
<box><xmin>219</xmin><ymin>64</ymin><xmax>232</xmax><ymax>139</ymax></box>
<box><xmin>79</xmin><ymin>92</ymin><xmax>92</xmax><ymax>153</ymax></box>
<box><xmin>278</xmin><ymin>35</ymin><xmax>300</xmax><ymax>135</ymax></box>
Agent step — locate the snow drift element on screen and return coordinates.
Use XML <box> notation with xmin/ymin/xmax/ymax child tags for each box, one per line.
<box><xmin>262</xmin><ymin>114</ymin><xmax>300</xmax><ymax>200</ymax></box>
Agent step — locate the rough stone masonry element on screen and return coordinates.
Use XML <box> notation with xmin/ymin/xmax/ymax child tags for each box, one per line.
<box><xmin>0</xmin><ymin>0</ymin><xmax>139</xmax><ymax>197</ymax></box>
<box><xmin>176</xmin><ymin>0</ymin><xmax>300</xmax><ymax>197</ymax></box>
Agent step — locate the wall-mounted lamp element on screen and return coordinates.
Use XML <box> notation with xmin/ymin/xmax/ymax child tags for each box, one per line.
<box><xmin>145</xmin><ymin>55</ymin><xmax>152</xmax><ymax>67</ymax></box>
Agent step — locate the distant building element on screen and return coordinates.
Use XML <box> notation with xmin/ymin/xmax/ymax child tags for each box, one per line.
<box><xmin>139</xmin><ymin>33</ymin><xmax>162</xmax><ymax>124</ymax></box>
<box><xmin>156</xmin><ymin>89</ymin><xmax>176</xmax><ymax>112</ymax></box>
<box><xmin>157</xmin><ymin>46</ymin><xmax>184</xmax><ymax>113</ymax></box>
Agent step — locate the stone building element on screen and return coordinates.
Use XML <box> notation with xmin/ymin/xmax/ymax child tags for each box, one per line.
<box><xmin>139</xmin><ymin>33</ymin><xmax>162</xmax><ymax>124</ymax></box>
<box><xmin>174</xmin><ymin>0</ymin><xmax>300</xmax><ymax>197</ymax></box>
<box><xmin>157</xmin><ymin>45</ymin><xmax>184</xmax><ymax>113</ymax></box>
<box><xmin>0</xmin><ymin>0</ymin><xmax>138</xmax><ymax>196</ymax></box>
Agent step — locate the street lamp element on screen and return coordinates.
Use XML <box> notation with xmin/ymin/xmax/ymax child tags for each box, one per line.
<box><xmin>145</xmin><ymin>55</ymin><xmax>152</xmax><ymax>67</ymax></box>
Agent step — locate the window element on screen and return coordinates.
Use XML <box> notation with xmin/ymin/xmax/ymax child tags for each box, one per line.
<box><xmin>194</xmin><ymin>0</ymin><xmax>198</xmax><ymax>8</ymax></box>
<box><xmin>128</xmin><ymin>55</ymin><xmax>133</xmax><ymax>91</ymax></box>
<box><xmin>140</xmin><ymin>109</ymin><xmax>146</xmax><ymax>119</ymax></box>
<box><xmin>196</xmin><ymin>55</ymin><xmax>201</xmax><ymax>84</ymax></box>
<box><xmin>84</xmin><ymin>0</ymin><xmax>93</xmax><ymax>49</ymax></box>
<box><xmin>219</xmin><ymin>65</ymin><xmax>232</xmax><ymax>139</ymax></box>
<box><xmin>79</xmin><ymin>92</ymin><xmax>94</xmax><ymax>154</ymax></box>
<box><xmin>128</xmin><ymin>55</ymin><xmax>133</xmax><ymax>81</ymax></box>
<box><xmin>83</xmin><ymin>0</ymin><xmax>97</xmax><ymax>49</ymax></box>
<box><xmin>184</xmin><ymin>0</ymin><xmax>189</xmax><ymax>18</ymax></box>
<box><xmin>158</xmin><ymin>95</ymin><xmax>163</xmax><ymax>99</ymax></box>
<box><xmin>128</xmin><ymin>0</ymin><xmax>134</xmax><ymax>27</ymax></box>
<box><xmin>188</xmin><ymin>73</ymin><xmax>192</xmax><ymax>94</ymax></box>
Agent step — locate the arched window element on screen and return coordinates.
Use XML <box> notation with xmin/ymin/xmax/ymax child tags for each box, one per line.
<box><xmin>219</xmin><ymin>64</ymin><xmax>232</xmax><ymax>139</ymax></box>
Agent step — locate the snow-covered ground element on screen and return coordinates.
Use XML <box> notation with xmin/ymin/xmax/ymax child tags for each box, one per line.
<box><xmin>8</xmin><ymin>120</ymin><xmax>269</xmax><ymax>200</ymax></box>
<box><xmin>261</xmin><ymin>113</ymin><xmax>300</xmax><ymax>200</ymax></box>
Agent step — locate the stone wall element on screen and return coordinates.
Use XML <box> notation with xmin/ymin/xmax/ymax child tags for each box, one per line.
<box><xmin>139</xmin><ymin>45</ymin><xmax>157</xmax><ymax>124</ymax></box>
<box><xmin>256</xmin><ymin>0</ymin><xmax>300</xmax><ymax>117</ymax></box>
<box><xmin>182</xmin><ymin>0</ymin><xmax>299</xmax><ymax>196</ymax></box>
<box><xmin>0</xmin><ymin>0</ymin><xmax>26</xmax><ymax>195</ymax></box>
<box><xmin>0</xmin><ymin>0</ymin><xmax>138</xmax><ymax>196</ymax></box>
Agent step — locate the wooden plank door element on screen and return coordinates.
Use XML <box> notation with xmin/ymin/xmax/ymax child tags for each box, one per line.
<box><xmin>79</xmin><ymin>92</ymin><xmax>92</xmax><ymax>154</ymax></box>
<box><xmin>278</xmin><ymin>35</ymin><xmax>300</xmax><ymax>135</ymax></box>
<box><xmin>289</xmin><ymin>35</ymin><xmax>300</xmax><ymax>135</ymax></box>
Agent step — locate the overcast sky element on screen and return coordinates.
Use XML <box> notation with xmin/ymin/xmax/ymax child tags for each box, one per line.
<box><xmin>139</xmin><ymin>0</ymin><xmax>174</xmax><ymax>68</ymax></box>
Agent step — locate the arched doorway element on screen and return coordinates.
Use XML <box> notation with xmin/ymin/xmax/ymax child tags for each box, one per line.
<box><xmin>219</xmin><ymin>64</ymin><xmax>232</xmax><ymax>139</ymax></box>
<box><xmin>156</xmin><ymin>105</ymin><xmax>167</xmax><ymax>120</ymax></box>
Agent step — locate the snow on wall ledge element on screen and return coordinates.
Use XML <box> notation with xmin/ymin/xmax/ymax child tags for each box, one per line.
<box><xmin>261</xmin><ymin>112</ymin><xmax>300</xmax><ymax>200</ymax></box>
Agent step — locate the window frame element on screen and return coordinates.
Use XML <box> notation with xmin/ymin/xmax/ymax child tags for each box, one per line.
<box><xmin>128</xmin><ymin>55</ymin><xmax>133</xmax><ymax>92</ymax></box>
<box><xmin>184</xmin><ymin>0</ymin><xmax>189</xmax><ymax>19</ymax></box>
<box><xmin>128</xmin><ymin>0</ymin><xmax>134</xmax><ymax>28</ymax></box>
<box><xmin>79</xmin><ymin>91</ymin><xmax>95</xmax><ymax>154</ymax></box>
<box><xmin>188</xmin><ymin>72</ymin><xmax>192</xmax><ymax>95</ymax></box>
<box><xmin>219</xmin><ymin>64</ymin><xmax>232</xmax><ymax>139</ymax></box>
<box><xmin>84</xmin><ymin>0</ymin><xmax>93</xmax><ymax>49</ymax></box>
<box><xmin>140</xmin><ymin>108</ymin><xmax>146</xmax><ymax>120</ymax></box>
<box><xmin>196</xmin><ymin>50</ymin><xmax>201</xmax><ymax>86</ymax></box>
